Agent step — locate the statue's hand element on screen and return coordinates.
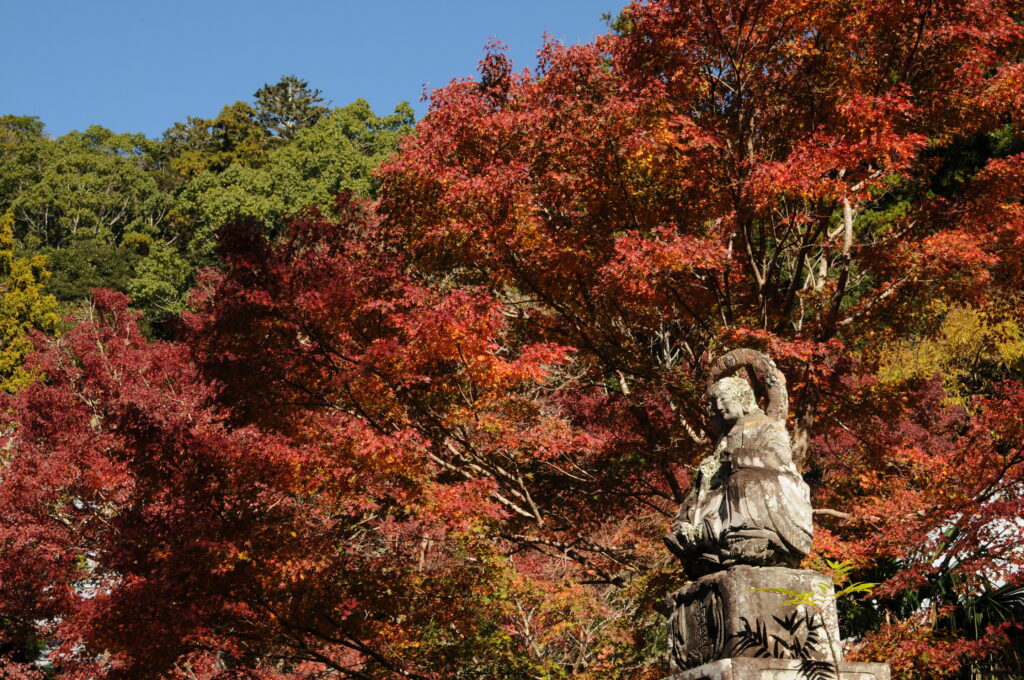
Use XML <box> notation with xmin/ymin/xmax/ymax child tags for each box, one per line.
<box><xmin>671</xmin><ymin>520</ymin><xmax>702</xmax><ymax>545</ymax></box>
<box><xmin>720</xmin><ymin>528</ymin><xmax>774</xmax><ymax>565</ymax></box>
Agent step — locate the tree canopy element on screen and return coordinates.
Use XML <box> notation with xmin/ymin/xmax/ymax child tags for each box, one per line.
<box><xmin>2</xmin><ymin>2</ymin><xmax>1024</xmax><ymax>679</ymax></box>
<box><xmin>0</xmin><ymin>81</ymin><xmax>412</xmax><ymax>331</ymax></box>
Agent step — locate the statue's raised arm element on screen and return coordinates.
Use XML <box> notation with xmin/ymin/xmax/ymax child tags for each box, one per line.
<box><xmin>664</xmin><ymin>349</ymin><xmax>812</xmax><ymax>575</ymax></box>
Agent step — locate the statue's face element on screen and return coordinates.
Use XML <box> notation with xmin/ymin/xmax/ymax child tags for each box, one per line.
<box><xmin>712</xmin><ymin>391</ymin><xmax>746</xmax><ymax>423</ymax></box>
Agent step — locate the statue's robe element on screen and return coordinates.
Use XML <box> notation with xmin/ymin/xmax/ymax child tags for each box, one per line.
<box><xmin>666</xmin><ymin>411</ymin><xmax>812</xmax><ymax>570</ymax></box>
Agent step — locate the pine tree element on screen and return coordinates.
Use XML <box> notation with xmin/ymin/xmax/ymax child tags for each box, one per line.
<box><xmin>253</xmin><ymin>75</ymin><xmax>330</xmax><ymax>141</ymax></box>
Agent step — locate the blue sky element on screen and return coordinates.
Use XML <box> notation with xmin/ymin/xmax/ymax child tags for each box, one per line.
<box><xmin>1</xmin><ymin>0</ymin><xmax>615</xmax><ymax>139</ymax></box>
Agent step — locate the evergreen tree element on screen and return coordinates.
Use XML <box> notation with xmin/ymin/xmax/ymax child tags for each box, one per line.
<box><xmin>253</xmin><ymin>75</ymin><xmax>330</xmax><ymax>141</ymax></box>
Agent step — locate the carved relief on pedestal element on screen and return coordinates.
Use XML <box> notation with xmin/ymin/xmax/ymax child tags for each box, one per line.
<box><xmin>668</xmin><ymin>580</ymin><xmax>725</xmax><ymax>669</ymax></box>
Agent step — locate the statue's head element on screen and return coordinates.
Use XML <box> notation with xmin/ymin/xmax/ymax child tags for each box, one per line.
<box><xmin>710</xmin><ymin>375</ymin><xmax>758</xmax><ymax>423</ymax></box>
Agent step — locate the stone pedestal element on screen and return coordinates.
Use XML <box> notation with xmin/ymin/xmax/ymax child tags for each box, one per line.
<box><xmin>664</xmin><ymin>657</ymin><xmax>890</xmax><ymax>680</ymax></box>
<box><xmin>667</xmin><ymin>566</ymin><xmax>841</xmax><ymax>671</ymax></box>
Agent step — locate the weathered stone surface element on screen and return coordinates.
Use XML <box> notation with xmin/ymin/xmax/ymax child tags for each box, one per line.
<box><xmin>664</xmin><ymin>657</ymin><xmax>891</xmax><ymax>680</ymax></box>
<box><xmin>667</xmin><ymin>566</ymin><xmax>841</xmax><ymax>672</ymax></box>
<box><xmin>664</xmin><ymin>350</ymin><xmax>813</xmax><ymax>575</ymax></box>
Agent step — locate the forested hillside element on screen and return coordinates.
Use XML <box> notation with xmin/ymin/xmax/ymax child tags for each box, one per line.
<box><xmin>2</xmin><ymin>2</ymin><xmax>1024</xmax><ymax>679</ymax></box>
<box><xmin>0</xmin><ymin>76</ymin><xmax>413</xmax><ymax>335</ymax></box>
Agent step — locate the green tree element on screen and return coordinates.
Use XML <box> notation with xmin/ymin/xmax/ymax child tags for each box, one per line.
<box><xmin>176</xmin><ymin>99</ymin><xmax>413</xmax><ymax>263</ymax></box>
<box><xmin>159</xmin><ymin>101</ymin><xmax>268</xmax><ymax>182</ymax></box>
<box><xmin>126</xmin><ymin>239</ymin><xmax>193</xmax><ymax>323</ymax></box>
<box><xmin>9</xmin><ymin>126</ymin><xmax>171</xmax><ymax>248</ymax></box>
<box><xmin>253</xmin><ymin>75</ymin><xmax>330</xmax><ymax>141</ymax></box>
<box><xmin>0</xmin><ymin>213</ymin><xmax>58</xmax><ymax>393</ymax></box>
<box><xmin>0</xmin><ymin>115</ymin><xmax>52</xmax><ymax>217</ymax></box>
<box><xmin>41</xmin><ymin>239</ymin><xmax>140</xmax><ymax>303</ymax></box>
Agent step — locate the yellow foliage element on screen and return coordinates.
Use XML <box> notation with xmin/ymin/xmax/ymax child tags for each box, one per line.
<box><xmin>877</xmin><ymin>303</ymin><xmax>1024</xmax><ymax>403</ymax></box>
<box><xmin>0</xmin><ymin>213</ymin><xmax>60</xmax><ymax>393</ymax></box>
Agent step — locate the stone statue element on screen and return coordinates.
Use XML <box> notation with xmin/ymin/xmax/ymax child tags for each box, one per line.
<box><xmin>661</xmin><ymin>350</ymin><xmax>891</xmax><ymax>679</ymax></box>
<box><xmin>664</xmin><ymin>350</ymin><xmax>812</xmax><ymax>575</ymax></box>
